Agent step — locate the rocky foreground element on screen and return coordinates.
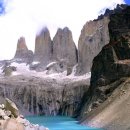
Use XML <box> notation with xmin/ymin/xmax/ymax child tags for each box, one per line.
<box><xmin>0</xmin><ymin>98</ymin><xmax>48</xmax><ymax>130</ymax></box>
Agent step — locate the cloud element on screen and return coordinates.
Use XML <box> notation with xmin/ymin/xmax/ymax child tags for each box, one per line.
<box><xmin>0</xmin><ymin>0</ymin><xmax>125</xmax><ymax>60</ymax></box>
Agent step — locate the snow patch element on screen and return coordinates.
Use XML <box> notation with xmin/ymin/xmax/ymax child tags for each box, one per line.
<box><xmin>12</xmin><ymin>71</ymin><xmax>19</xmax><ymax>76</ymax></box>
<box><xmin>46</xmin><ymin>62</ymin><xmax>57</xmax><ymax>68</ymax></box>
<box><xmin>0</xmin><ymin>66</ymin><xmax>3</xmax><ymax>75</ymax></box>
<box><xmin>31</xmin><ymin>61</ymin><xmax>40</xmax><ymax>65</ymax></box>
<box><xmin>10</xmin><ymin>62</ymin><xmax>30</xmax><ymax>75</ymax></box>
<box><xmin>0</xmin><ymin>61</ymin><xmax>91</xmax><ymax>85</ymax></box>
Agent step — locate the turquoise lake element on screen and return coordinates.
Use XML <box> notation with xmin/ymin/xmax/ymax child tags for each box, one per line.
<box><xmin>26</xmin><ymin>116</ymin><xmax>102</xmax><ymax>130</ymax></box>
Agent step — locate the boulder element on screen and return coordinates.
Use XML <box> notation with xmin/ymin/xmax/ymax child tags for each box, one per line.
<box><xmin>5</xmin><ymin>98</ymin><xmax>19</xmax><ymax>118</ymax></box>
<box><xmin>3</xmin><ymin>66</ymin><xmax>16</xmax><ymax>76</ymax></box>
<box><xmin>0</xmin><ymin>119</ymin><xmax>24</xmax><ymax>130</ymax></box>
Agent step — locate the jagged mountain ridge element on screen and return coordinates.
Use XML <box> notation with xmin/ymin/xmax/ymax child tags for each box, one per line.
<box><xmin>12</xmin><ymin>27</ymin><xmax>78</xmax><ymax>74</ymax></box>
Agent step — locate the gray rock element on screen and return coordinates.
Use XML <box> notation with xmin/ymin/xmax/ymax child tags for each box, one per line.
<box><xmin>76</xmin><ymin>17</ymin><xmax>110</xmax><ymax>75</ymax></box>
<box><xmin>14</xmin><ymin>37</ymin><xmax>33</xmax><ymax>64</ymax></box>
<box><xmin>33</xmin><ymin>27</ymin><xmax>53</xmax><ymax>66</ymax></box>
<box><xmin>53</xmin><ymin>27</ymin><xmax>78</xmax><ymax>74</ymax></box>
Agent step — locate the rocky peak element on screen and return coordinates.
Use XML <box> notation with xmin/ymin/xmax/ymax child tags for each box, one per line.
<box><xmin>16</xmin><ymin>37</ymin><xmax>28</xmax><ymax>51</ymax></box>
<box><xmin>14</xmin><ymin>37</ymin><xmax>33</xmax><ymax>63</ymax></box>
<box><xmin>53</xmin><ymin>27</ymin><xmax>77</xmax><ymax>69</ymax></box>
<box><xmin>98</xmin><ymin>4</ymin><xmax>128</xmax><ymax>20</ymax></box>
<box><xmin>14</xmin><ymin>37</ymin><xmax>28</xmax><ymax>57</ymax></box>
<box><xmin>33</xmin><ymin>27</ymin><xmax>52</xmax><ymax>65</ymax></box>
<box><xmin>76</xmin><ymin>16</ymin><xmax>110</xmax><ymax>75</ymax></box>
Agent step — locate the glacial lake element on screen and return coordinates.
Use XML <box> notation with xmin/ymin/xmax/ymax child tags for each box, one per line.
<box><xmin>26</xmin><ymin>116</ymin><xmax>102</xmax><ymax>130</ymax></box>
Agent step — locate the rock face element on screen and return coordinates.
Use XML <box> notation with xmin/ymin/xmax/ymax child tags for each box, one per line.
<box><xmin>33</xmin><ymin>28</ymin><xmax>52</xmax><ymax>65</ymax></box>
<box><xmin>76</xmin><ymin>17</ymin><xmax>110</xmax><ymax>75</ymax></box>
<box><xmin>76</xmin><ymin>4</ymin><xmax>128</xmax><ymax>75</ymax></box>
<box><xmin>0</xmin><ymin>75</ymin><xmax>89</xmax><ymax>117</ymax></box>
<box><xmin>14</xmin><ymin>37</ymin><xmax>33</xmax><ymax>63</ymax></box>
<box><xmin>53</xmin><ymin>27</ymin><xmax>78</xmax><ymax>72</ymax></box>
<box><xmin>91</xmin><ymin>6</ymin><xmax>130</xmax><ymax>87</ymax></box>
<box><xmin>80</xmin><ymin>5</ymin><xmax>130</xmax><ymax>118</ymax></box>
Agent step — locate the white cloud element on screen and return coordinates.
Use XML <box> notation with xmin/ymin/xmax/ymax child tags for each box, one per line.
<box><xmin>0</xmin><ymin>0</ymin><xmax>125</xmax><ymax>60</ymax></box>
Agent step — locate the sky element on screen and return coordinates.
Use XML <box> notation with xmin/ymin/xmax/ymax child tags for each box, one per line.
<box><xmin>124</xmin><ymin>0</ymin><xmax>130</xmax><ymax>5</ymax></box>
<box><xmin>0</xmin><ymin>0</ymin><xmax>127</xmax><ymax>60</ymax></box>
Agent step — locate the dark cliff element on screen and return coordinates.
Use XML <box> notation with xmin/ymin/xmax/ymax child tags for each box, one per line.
<box><xmin>80</xmin><ymin>5</ymin><xmax>130</xmax><ymax>122</ymax></box>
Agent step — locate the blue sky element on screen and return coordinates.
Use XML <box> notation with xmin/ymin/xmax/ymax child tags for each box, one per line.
<box><xmin>125</xmin><ymin>0</ymin><xmax>130</xmax><ymax>4</ymax></box>
<box><xmin>0</xmin><ymin>0</ymin><xmax>4</xmax><ymax>14</ymax></box>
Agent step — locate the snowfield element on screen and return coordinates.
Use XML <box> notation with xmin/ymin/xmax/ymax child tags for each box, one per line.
<box><xmin>0</xmin><ymin>62</ymin><xmax>91</xmax><ymax>83</ymax></box>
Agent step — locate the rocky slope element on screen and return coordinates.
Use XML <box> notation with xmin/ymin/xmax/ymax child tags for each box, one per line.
<box><xmin>80</xmin><ymin>5</ymin><xmax>130</xmax><ymax>130</ymax></box>
<box><xmin>82</xmin><ymin>78</ymin><xmax>130</xmax><ymax>130</ymax></box>
<box><xmin>0</xmin><ymin>74</ymin><xmax>90</xmax><ymax>117</ymax></box>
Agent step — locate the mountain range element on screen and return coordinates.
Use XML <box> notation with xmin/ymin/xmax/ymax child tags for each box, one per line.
<box><xmin>0</xmin><ymin>4</ymin><xmax>130</xmax><ymax>130</ymax></box>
